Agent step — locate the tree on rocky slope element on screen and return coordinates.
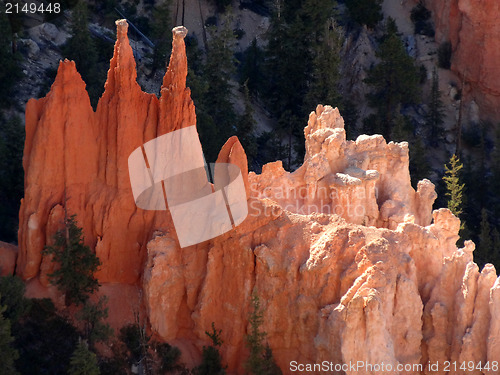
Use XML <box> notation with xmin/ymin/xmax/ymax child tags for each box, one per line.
<box><xmin>443</xmin><ymin>154</ymin><xmax>464</xmax><ymax>218</ymax></box>
<box><xmin>364</xmin><ymin>18</ymin><xmax>420</xmax><ymax>140</ymax></box>
<box><xmin>63</xmin><ymin>1</ymin><xmax>99</xmax><ymax>107</ymax></box>
<box><xmin>193</xmin><ymin>323</ymin><xmax>226</xmax><ymax>375</ymax></box>
<box><xmin>304</xmin><ymin>18</ymin><xmax>343</xmax><ymax>113</ymax></box>
<box><xmin>425</xmin><ymin>67</ymin><xmax>445</xmax><ymax>146</ymax></box>
<box><xmin>345</xmin><ymin>0</ymin><xmax>383</xmax><ymax>28</ymax></box>
<box><xmin>245</xmin><ymin>294</ymin><xmax>282</xmax><ymax>375</ymax></box>
<box><xmin>0</xmin><ymin>115</ymin><xmax>24</xmax><ymax>243</ymax></box>
<box><xmin>188</xmin><ymin>15</ymin><xmax>238</xmax><ymax>163</ymax></box>
<box><xmin>0</xmin><ymin>11</ymin><xmax>22</xmax><ymax>108</ymax></box>
<box><xmin>68</xmin><ymin>340</ymin><xmax>100</xmax><ymax>375</ymax></box>
<box><xmin>150</xmin><ymin>0</ymin><xmax>173</xmax><ymax>73</ymax></box>
<box><xmin>0</xmin><ymin>298</ymin><xmax>19</xmax><ymax>375</ymax></box>
<box><xmin>263</xmin><ymin>0</ymin><xmax>340</xmax><ymax>168</ymax></box>
<box><xmin>43</xmin><ymin>215</ymin><xmax>101</xmax><ymax>307</ymax></box>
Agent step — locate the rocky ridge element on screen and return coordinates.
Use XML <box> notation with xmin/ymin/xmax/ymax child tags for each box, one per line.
<box><xmin>421</xmin><ymin>0</ymin><xmax>500</xmax><ymax>121</ymax></box>
<box><xmin>8</xmin><ymin>21</ymin><xmax>500</xmax><ymax>374</ymax></box>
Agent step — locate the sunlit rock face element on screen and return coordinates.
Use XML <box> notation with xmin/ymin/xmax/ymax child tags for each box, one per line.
<box><xmin>420</xmin><ymin>0</ymin><xmax>500</xmax><ymax>121</ymax></box>
<box><xmin>14</xmin><ymin>20</ymin><xmax>500</xmax><ymax>375</ymax></box>
<box><xmin>18</xmin><ymin>21</ymin><xmax>206</xmax><ymax>284</ymax></box>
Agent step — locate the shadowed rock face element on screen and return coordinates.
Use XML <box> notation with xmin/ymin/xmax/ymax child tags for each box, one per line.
<box><xmin>14</xmin><ymin>19</ymin><xmax>500</xmax><ymax>375</ymax></box>
<box><xmin>420</xmin><ymin>0</ymin><xmax>500</xmax><ymax>121</ymax></box>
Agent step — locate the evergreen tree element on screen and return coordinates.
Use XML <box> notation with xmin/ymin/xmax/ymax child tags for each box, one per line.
<box><xmin>237</xmin><ymin>83</ymin><xmax>258</xmax><ymax>166</ymax></box>
<box><xmin>194</xmin><ymin>17</ymin><xmax>238</xmax><ymax>162</ymax></box>
<box><xmin>264</xmin><ymin>0</ymin><xmax>338</xmax><ymax>167</ymax></box>
<box><xmin>364</xmin><ymin>19</ymin><xmax>420</xmax><ymax>139</ymax></box>
<box><xmin>150</xmin><ymin>0</ymin><xmax>172</xmax><ymax>73</ymax></box>
<box><xmin>364</xmin><ymin>20</ymin><xmax>420</xmax><ymax>138</ymax></box>
<box><xmin>0</xmin><ymin>11</ymin><xmax>22</xmax><ymax>107</ymax></box>
<box><xmin>68</xmin><ymin>340</ymin><xmax>100</xmax><ymax>375</ymax></box>
<box><xmin>345</xmin><ymin>0</ymin><xmax>383</xmax><ymax>28</ymax></box>
<box><xmin>43</xmin><ymin>215</ymin><xmax>101</xmax><ymax>306</ymax></box>
<box><xmin>63</xmin><ymin>1</ymin><xmax>100</xmax><ymax>107</ymax></box>
<box><xmin>304</xmin><ymin>18</ymin><xmax>343</xmax><ymax>112</ymax></box>
<box><xmin>477</xmin><ymin>208</ymin><xmax>493</xmax><ymax>267</ymax></box>
<box><xmin>239</xmin><ymin>38</ymin><xmax>264</xmax><ymax>95</ymax></box>
<box><xmin>77</xmin><ymin>296</ymin><xmax>112</xmax><ymax>350</ymax></box>
<box><xmin>210</xmin><ymin>0</ymin><xmax>232</xmax><ymax>13</ymax></box>
<box><xmin>425</xmin><ymin>67</ymin><xmax>445</xmax><ymax>146</ymax></box>
<box><xmin>492</xmin><ymin>124</ymin><xmax>500</xmax><ymax>201</ymax></box>
<box><xmin>409</xmin><ymin>134</ymin><xmax>431</xmax><ymax>188</ymax></box>
<box><xmin>443</xmin><ymin>154</ymin><xmax>465</xmax><ymax>217</ymax></box>
<box><xmin>491</xmin><ymin>228</ymin><xmax>500</xmax><ymax>268</ymax></box>
<box><xmin>0</xmin><ymin>275</ymin><xmax>30</xmax><ymax>324</ymax></box>
<box><xmin>192</xmin><ymin>322</ymin><xmax>226</xmax><ymax>375</ymax></box>
<box><xmin>13</xmin><ymin>298</ymin><xmax>79</xmax><ymax>375</ymax></box>
<box><xmin>0</xmin><ymin>115</ymin><xmax>24</xmax><ymax>242</ymax></box>
<box><xmin>0</xmin><ymin>299</ymin><xmax>19</xmax><ymax>375</ymax></box>
<box><xmin>245</xmin><ymin>294</ymin><xmax>282</xmax><ymax>375</ymax></box>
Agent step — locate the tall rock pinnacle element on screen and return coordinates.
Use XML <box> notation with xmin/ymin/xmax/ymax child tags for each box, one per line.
<box><xmin>17</xmin><ymin>21</ymin><xmax>240</xmax><ymax>283</ymax></box>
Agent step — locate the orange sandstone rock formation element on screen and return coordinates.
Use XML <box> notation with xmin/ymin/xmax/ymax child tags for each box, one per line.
<box><xmin>15</xmin><ymin>20</ymin><xmax>500</xmax><ymax>375</ymax></box>
<box><xmin>18</xmin><ymin>21</ymin><xmax>199</xmax><ymax>284</ymax></box>
<box><xmin>421</xmin><ymin>0</ymin><xmax>500</xmax><ymax>121</ymax></box>
<box><xmin>143</xmin><ymin>106</ymin><xmax>500</xmax><ymax>374</ymax></box>
<box><xmin>0</xmin><ymin>241</ymin><xmax>17</xmax><ymax>276</ymax></box>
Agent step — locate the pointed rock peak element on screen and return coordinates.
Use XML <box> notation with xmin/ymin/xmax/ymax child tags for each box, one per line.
<box><xmin>173</xmin><ymin>25</ymin><xmax>188</xmax><ymax>39</ymax></box>
<box><xmin>48</xmin><ymin>59</ymin><xmax>87</xmax><ymax>98</ymax></box>
<box><xmin>102</xmin><ymin>19</ymin><xmax>138</xmax><ymax>96</ymax></box>
<box><xmin>161</xmin><ymin>26</ymin><xmax>188</xmax><ymax>92</ymax></box>
<box><xmin>116</xmin><ymin>19</ymin><xmax>129</xmax><ymax>40</ymax></box>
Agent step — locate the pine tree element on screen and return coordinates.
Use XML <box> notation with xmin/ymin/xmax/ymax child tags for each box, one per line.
<box><xmin>425</xmin><ymin>67</ymin><xmax>445</xmax><ymax>146</ymax></box>
<box><xmin>0</xmin><ymin>115</ymin><xmax>24</xmax><ymax>242</ymax></box>
<box><xmin>245</xmin><ymin>294</ymin><xmax>282</xmax><ymax>375</ymax></box>
<box><xmin>0</xmin><ymin>275</ymin><xmax>30</xmax><ymax>324</ymax></box>
<box><xmin>264</xmin><ymin>0</ymin><xmax>339</xmax><ymax>166</ymax></box>
<box><xmin>345</xmin><ymin>0</ymin><xmax>383</xmax><ymax>28</ymax></box>
<box><xmin>43</xmin><ymin>215</ymin><xmax>101</xmax><ymax>306</ymax></box>
<box><xmin>193</xmin><ymin>322</ymin><xmax>226</xmax><ymax>375</ymax></box>
<box><xmin>492</xmin><ymin>124</ymin><xmax>500</xmax><ymax>198</ymax></box>
<box><xmin>0</xmin><ymin>299</ymin><xmax>19</xmax><ymax>375</ymax></box>
<box><xmin>364</xmin><ymin>19</ymin><xmax>420</xmax><ymax>139</ymax></box>
<box><xmin>477</xmin><ymin>208</ymin><xmax>493</xmax><ymax>267</ymax></box>
<box><xmin>77</xmin><ymin>296</ymin><xmax>112</xmax><ymax>350</ymax></box>
<box><xmin>0</xmin><ymin>11</ymin><xmax>22</xmax><ymax>107</ymax></box>
<box><xmin>237</xmin><ymin>83</ymin><xmax>258</xmax><ymax>166</ymax></box>
<box><xmin>68</xmin><ymin>340</ymin><xmax>100</xmax><ymax>375</ymax></box>
<box><xmin>305</xmin><ymin>18</ymin><xmax>343</xmax><ymax>112</ymax></box>
<box><xmin>239</xmin><ymin>38</ymin><xmax>264</xmax><ymax>95</ymax></box>
<box><xmin>196</xmin><ymin>16</ymin><xmax>238</xmax><ymax>162</ymax></box>
<box><xmin>491</xmin><ymin>228</ymin><xmax>500</xmax><ymax>268</ymax></box>
<box><xmin>150</xmin><ymin>0</ymin><xmax>172</xmax><ymax>73</ymax></box>
<box><xmin>443</xmin><ymin>154</ymin><xmax>465</xmax><ymax>217</ymax></box>
<box><xmin>409</xmin><ymin>134</ymin><xmax>430</xmax><ymax>188</ymax></box>
<box><xmin>63</xmin><ymin>1</ymin><xmax>99</xmax><ymax>107</ymax></box>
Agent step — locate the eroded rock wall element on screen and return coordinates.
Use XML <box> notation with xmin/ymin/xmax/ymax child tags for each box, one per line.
<box><xmin>14</xmin><ymin>20</ymin><xmax>500</xmax><ymax>375</ymax></box>
<box><xmin>422</xmin><ymin>0</ymin><xmax>500</xmax><ymax>121</ymax></box>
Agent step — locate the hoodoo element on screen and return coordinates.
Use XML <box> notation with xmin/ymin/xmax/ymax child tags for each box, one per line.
<box><xmin>10</xmin><ymin>20</ymin><xmax>500</xmax><ymax>374</ymax></box>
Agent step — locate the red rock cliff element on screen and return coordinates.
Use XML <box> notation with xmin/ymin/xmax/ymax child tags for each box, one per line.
<box><xmin>18</xmin><ymin>21</ymin><xmax>202</xmax><ymax>284</ymax></box>
<box><xmin>422</xmin><ymin>0</ymin><xmax>500</xmax><ymax>121</ymax></box>
<box><xmin>15</xmin><ymin>20</ymin><xmax>500</xmax><ymax>375</ymax></box>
